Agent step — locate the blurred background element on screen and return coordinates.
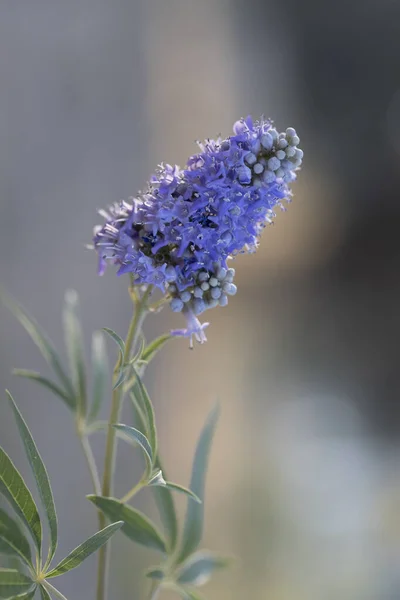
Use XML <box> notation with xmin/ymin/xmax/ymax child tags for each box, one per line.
<box><xmin>1</xmin><ymin>0</ymin><xmax>400</xmax><ymax>598</ymax></box>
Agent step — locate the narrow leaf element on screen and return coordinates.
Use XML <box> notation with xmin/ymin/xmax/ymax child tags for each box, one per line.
<box><xmin>130</xmin><ymin>396</ymin><xmax>178</xmax><ymax>552</ymax></box>
<box><xmin>0</xmin><ymin>448</ymin><xmax>41</xmax><ymax>552</ymax></box>
<box><xmin>88</xmin><ymin>331</ymin><xmax>108</xmax><ymax>423</ymax></box>
<box><xmin>0</xmin><ymin>292</ymin><xmax>75</xmax><ymax>405</ymax></box>
<box><xmin>145</xmin><ymin>568</ymin><xmax>164</xmax><ymax>581</ymax></box>
<box><xmin>141</xmin><ymin>334</ymin><xmax>172</xmax><ymax>363</ymax></box>
<box><xmin>63</xmin><ymin>291</ymin><xmax>86</xmax><ymax>416</ymax></box>
<box><xmin>7</xmin><ymin>391</ymin><xmax>57</xmax><ymax>566</ymax></box>
<box><xmin>176</xmin><ymin>405</ymin><xmax>219</xmax><ymax>564</ymax></box>
<box><xmin>87</xmin><ymin>496</ymin><xmax>166</xmax><ymax>553</ymax></box>
<box><xmin>153</xmin><ymin>482</ymin><xmax>200</xmax><ymax>504</ymax></box>
<box><xmin>101</xmin><ymin>328</ymin><xmax>125</xmax><ymax>363</ymax></box>
<box><xmin>0</xmin><ymin>570</ymin><xmax>33</xmax><ymax>599</ymax></box>
<box><xmin>102</xmin><ymin>328</ymin><xmax>125</xmax><ymax>391</ymax></box>
<box><xmin>12</xmin><ymin>371</ymin><xmax>74</xmax><ymax>411</ymax></box>
<box><xmin>39</xmin><ymin>585</ymin><xmax>51</xmax><ymax>600</ymax></box>
<box><xmin>112</xmin><ymin>425</ymin><xmax>153</xmax><ymax>472</ymax></box>
<box><xmin>176</xmin><ymin>551</ymin><xmax>231</xmax><ymax>586</ymax></box>
<box><xmin>112</xmin><ymin>368</ymin><xmax>128</xmax><ymax>392</ymax></box>
<box><xmin>45</xmin><ymin>521</ymin><xmax>123</xmax><ymax>578</ymax></box>
<box><xmin>170</xmin><ymin>584</ymin><xmax>205</xmax><ymax>600</ymax></box>
<box><xmin>9</xmin><ymin>588</ymin><xmax>36</xmax><ymax>600</ymax></box>
<box><xmin>131</xmin><ymin>370</ymin><xmax>157</xmax><ymax>458</ymax></box>
<box><xmin>0</xmin><ymin>509</ymin><xmax>32</xmax><ymax>566</ymax></box>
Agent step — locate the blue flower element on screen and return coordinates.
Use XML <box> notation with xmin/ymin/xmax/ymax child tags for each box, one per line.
<box><xmin>93</xmin><ymin>116</ymin><xmax>303</xmax><ymax>344</ymax></box>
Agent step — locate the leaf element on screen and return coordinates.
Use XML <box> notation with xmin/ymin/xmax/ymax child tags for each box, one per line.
<box><xmin>88</xmin><ymin>331</ymin><xmax>108</xmax><ymax>423</ymax></box>
<box><xmin>102</xmin><ymin>328</ymin><xmax>125</xmax><ymax>391</ymax></box>
<box><xmin>7</xmin><ymin>391</ymin><xmax>57</xmax><ymax>566</ymax></box>
<box><xmin>176</xmin><ymin>551</ymin><xmax>230</xmax><ymax>586</ymax></box>
<box><xmin>63</xmin><ymin>291</ymin><xmax>86</xmax><ymax>416</ymax></box>
<box><xmin>45</xmin><ymin>521</ymin><xmax>123</xmax><ymax>578</ymax></box>
<box><xmin>151</xmin><ymin>482</ymin><xmax>200</xmax><ymax>504</ymax></box>
<box><xmin>9</xmin><ymin>588</ymin><xmax>37</xmax><ymax>600</ymax></box>
<box><xmin>130</xmin><ymin>396</ymin><xmax>178</xmax><ymax>552</ymax></box>
<box><xmin>12</xmin><ymin>371</ymin><xmax>74</xmax><ymax>411</ymax></box>
<box><xmin>0</xmin><ymin>509</ymin><xmax>32</xmax><ymax>566</ymax></box>
<box><xmin>87</xmin><ymin>496</ymin><xmax>166</xmax><ymax>554</ymax></box>
<box><xmin>0</xmin><ymin>292</ymin><xmax>75</xmax><ymax>407</ymax></box>
<box><xmin>175</xmin><ymin>405</ymin><xmax>219</xmax><ymax>565</ymax></box>
<box><xmin>131</xmin><ymin>370</ymin><xmax>157</xmax><ymax>459</ymax></box>
<box><xmin>0</xmin><ymin>447</ymin><xmax>41</xmax><ymax>552</ymax></box>
<box><xmin>145</xmin><ymin>567</ymin><xmax>164</xmax><ymax>581</ymax></box>
<box><xmin>141</xmin><ymin>334</ymin><xmax>172</xmax><ymax>363</ymax></box>
<box><xmin>169</xmin><ymin>584</ymin><xmax>205</xmax><ymax>600</ymax></box>
<box><xmin>112</xmin><ymin>425</ymin><xmax>153</xmax><ymax>473</ymax></box>
<box><xmin>0</xmin><ymin>569</ymin><xmax>33</xmax><ymax>599</ymax></box>
<box><xmin>39</xmin><ymin>585</ymin><xmax>51</xmax><ymax>600</ymax></box>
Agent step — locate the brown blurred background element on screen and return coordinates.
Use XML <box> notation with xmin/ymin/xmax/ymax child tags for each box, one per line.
<box><xmin>1</xmin><ymin>1</ymin><xmax>400</xmax><ymax>598</ymax></box>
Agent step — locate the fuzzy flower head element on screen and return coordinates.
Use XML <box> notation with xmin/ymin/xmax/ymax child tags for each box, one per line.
<box><xmin>93</xmin><ymin>116</ymin><xmax>303</xmax><ymax>344</ymax></box>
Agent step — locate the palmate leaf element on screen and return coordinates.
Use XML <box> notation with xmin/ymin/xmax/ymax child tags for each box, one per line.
<box><xmin>175</xmin><ymin>405</ymin><xmax>220</xmax><ymax>565</ymax></box>
<box><xmin>0</xmin><ymin>292</ymin><xmax>75</xmax><ymax>408</ymax></box>
<box><xmin>0</xmin><ymin>509</ymin><xmax>32</xmax><ymax>566</ymax></box>
<box><xmin>176</xmin><ymin>551</ymin><xmax>230</xmax><ymax>586</ymax></box>
<box><xmin>130</xmin><ymin>395</ymin><xmax>178</xmax><ymax>553</ymax></box>
<box><xmin>45</xmin><ymin>521</ymin><xmax>123</xmax><ymax>578</ymax></box>
<box><xmin>63</xmin><ymin>291</ymin><xmax>86</xmax><ymax>417</ymax></box>
<box><xmin>87</xmin><ymin>496</ymin><xmax>166</xmax><ymax>554</ymax></box>
<box><xmin>0</xmin><ymin>569</ymin><xmax>33</xmax><ymax>599</ymax></box>
<box><xmin>7</xmin><ymin>391</ymin><xmax>57</xmax><ymax>566</ymax></box>
<box><xmin>88</xmin><ymin>331</ymin><xmax>108</xmax><ymax>424</ymax></box>
<box><xmin>0</xmin><ymin>447</ymin><xmax>41</xmax><ymax>553</ymax></box>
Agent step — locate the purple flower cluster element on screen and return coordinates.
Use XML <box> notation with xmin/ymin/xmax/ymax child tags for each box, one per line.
<box><xmin>93</xmin><ymin>116</ymin><xmax>303</xmax><ymax>346</ymax></box>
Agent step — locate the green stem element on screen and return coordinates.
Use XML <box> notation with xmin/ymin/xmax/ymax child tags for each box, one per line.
<box><xmin>120</xmin><ymin>477</ymin><xmax>146</xmax><ymax>504</ymax></box>
<box><xmin>96</xmin><ymin>286</ymin><xmax>152</xmax><ymax>600</ymax></box>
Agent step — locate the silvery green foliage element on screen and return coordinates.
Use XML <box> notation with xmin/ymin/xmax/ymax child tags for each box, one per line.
<box><xmin>0</xmin><ymin>390</ymin><xmax>122</xmax><ymax>600</ymax></box>
<box><xmin>0</xmin><ymin>291</ymin><xmax>229</xmax><ymax>599</ymax></box>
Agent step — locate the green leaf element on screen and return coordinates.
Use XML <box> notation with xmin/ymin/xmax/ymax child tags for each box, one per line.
<box><xmin>12</xmin><ymin>371</ymin><xmax>74</xmax><ymax>411</ymax></box>
<box><xmin>9</xmin><ymin>589</ymin><xmax>37</xmax><ymax>600</ymax></box>
<box><xmin>45</xmin><ymin>521</ymin><xmax>123</xmax><ymax>578</ymax></box>
<box><xmin>0</xmin><ymin>448</ymin><xmax>41</xmax><ymax>552</ymax></box>
<box><xmin>150</xmin><ymin>482</ymin><xmax>200</xmax><ymax>504</ymax></box>
<box><xmin>169</xmin><ymin>584</ymin><xmax>205</xmax><ymax>600</ymax></box>
<box><xmin>131</xmin><ymin>370</ymin><xmax>157</xmax><ymax>459</ymax></box>
<box><xmin>63</xmin><ymin>291</ymin><xmax>86</xmax><ymax>416</ymax></box>
<box><xmin>0</xmin><ymin>292</ymin><xmax>75</xmax><ymax>407</ymax></box>
<box><xmin>130</xmin><ymin>396</ymin><xmax>178</xmax><ymax>552</ymax></box>
<box><xmin>141</xmin><ymin>334</ymin><xmax>172</xmax><ymax>364</ymax></box>
<box><xmin>175</xmin><ymin>405</ymin><xmax>219</xmax><ymax>565</ymax></box>
<box><xmin>7</xmin><ymin>391</ymin><xmax>57</xmax><ymax>566</ymax></box>
<box><xmin>87</xmin><ymin>496</ymin><xmax>166</xmax><ymax>554</ymax></box>
<box><xmin>88</xmin><ymin>331</ymin><xmax>108</xmax><ymax>423</ymax></box>
<box><xmin>145</xmin><ymin>567</ymin><xmax>164</xmax><ymax>581</ymax></box>
<box><xmin>0</xmin><ymin>509</ymin><xmax>32</xmax><ymax>566</ymax></box>
<box><xmin>112</xmin><ymin>425</ymin><xmax>153</xmax><ymax>473</ymax></box>
<box><xmin>0</xmin><ymin>569</ymin><xmax>33</xmax><ymax>599</ymax></box>
<box><xmin>39</xmin><ymin>585</ymin><xmax>51</xmax><ymax>600</ymax></box>
<box><xmin>102</xmin><ymin>328</ymin><xmax>125</xmax><ymax>391</ymax></box>
<box><xmin>176</xmin><ymin>551</ymin><xmax>230</xmax><ymax>586</ymax></box>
